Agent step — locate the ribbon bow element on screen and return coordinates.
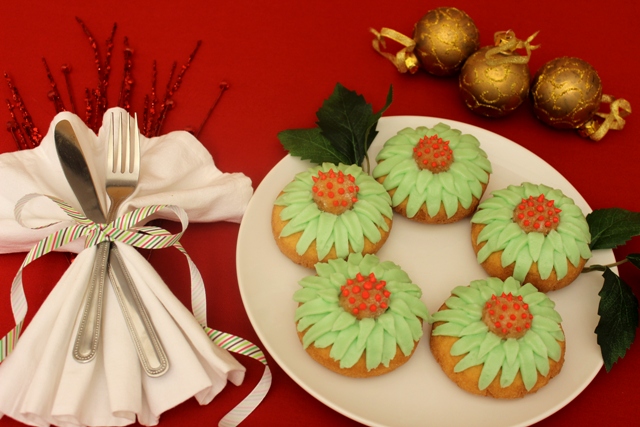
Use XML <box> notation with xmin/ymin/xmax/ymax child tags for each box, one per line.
<box><xmin>485</xmin><ymin>30</ymin><xmax>540</xmax><ymax>66</ymax></box>
<box><xmin>370</xmin><ymin>27</ymin><xmax>420</xmax><ymax>74</ymax></box>
<box><xmin>580</xmin><ymin>94</ymin><xmax>633</xmax><ymax>141</ymax></box>
<box><xmin>1</xmin><ymin>193</ymin><xmax>271</xmax><ymax>427</ymax></box>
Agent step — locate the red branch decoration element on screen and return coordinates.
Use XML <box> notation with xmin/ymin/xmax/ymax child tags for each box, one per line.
<box><xmin>4</xmin><ymin>17</ymin><xmax>228</xmax><ymax>149</ymax></box>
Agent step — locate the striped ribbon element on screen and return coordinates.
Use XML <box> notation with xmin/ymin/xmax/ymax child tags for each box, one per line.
<box><xmin>0</xmin><ymin>193</ymin><xmax>271</xmax><ymax>426</ymax></box>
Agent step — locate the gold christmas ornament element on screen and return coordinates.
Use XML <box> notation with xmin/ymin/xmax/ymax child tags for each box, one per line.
<box><xmin>371</xmin><ymin>7</ymin><xmax>479</xmax><ymax>76</ymax></box>
<box><xmin>459</xmin><ymin>31</ymin><xmax>539</xmax><ymax>118</ymax></box>
<box><xmin>530</xmin><ymin>57</ymin><xmax>602</xmax><ymax>129</ymax></box>
<box><xmin>531</xmin><ymin>56</ymin><xmax>631</xmax><ymax>140</ymax></box>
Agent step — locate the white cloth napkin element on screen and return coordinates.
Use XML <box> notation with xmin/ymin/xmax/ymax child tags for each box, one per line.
<box><xmin>0</xmin><ymin>108</ymin><xmax>254</xmax><ymax>426</ymax></box>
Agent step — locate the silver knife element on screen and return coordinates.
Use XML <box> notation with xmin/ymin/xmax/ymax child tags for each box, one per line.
<box><xmin>55</xmin><ymin>119</ymin><xmax>169</xmax><ymax>377</ymax></box>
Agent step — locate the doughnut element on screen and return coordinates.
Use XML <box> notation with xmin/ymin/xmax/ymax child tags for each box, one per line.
<box><xmin>372</xmin><ymin>123</ymin><xmax>492</xmax><ymax>224</ymax></box>
<box><xmin>293</xmin><ymin>253</ymin><xmax>430</xmax><ymax>377</ymax></box>
<box><xmin>430</xmin><ymin>276</ymin><xmax>565</xmax><ymax>398</ymax></box>
<box><xmin>470</xmin><ymin>182</ymin><xmax>592</xmax><ymax>292</ymax></box>
<box><xmin>272</xmin><ymin>163</ymin><xmax>393</xmax><ymax>268</ymax></box>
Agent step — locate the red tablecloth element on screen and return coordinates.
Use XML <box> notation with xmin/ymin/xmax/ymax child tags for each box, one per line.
<box><xmin>0</xmin><ymin>1</ymin><xmax>638</xmax><ymax>426</ymax></box>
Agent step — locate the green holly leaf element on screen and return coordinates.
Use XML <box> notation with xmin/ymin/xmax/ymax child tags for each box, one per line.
<box><xmin>278</xmin><ymin>83</ymin><xmax>393</xmax><ymax>167</ymax></box>
<box><xmin>586</xmin><ymin>208</ymin><xmax>640</xmax><ymax>250</ymax></box>
<box><xmin>628</xmin><ymin>253</ymin><xmax>640</xmax><ymax>269</ymax></box>
<box><xmin>595</xmin><ymin>268</ymin><xmax>639</xmax><ymax>372</ymax></box>
<box><xmin>277</xmin><ymin>127</ymin><xmax>349</xmax><ymax>165</ymax></box>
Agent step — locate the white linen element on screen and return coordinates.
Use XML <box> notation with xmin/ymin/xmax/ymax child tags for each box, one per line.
<box><xmin>0</xmin><ymin>108</ymin><xmax>253</xmax><ymax>426</ymax></box>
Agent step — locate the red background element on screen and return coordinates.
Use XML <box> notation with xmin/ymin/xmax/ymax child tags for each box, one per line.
<box><xmin>0</xmin><ymin>1</ymin><xmax>638</xmax><ymax>426</ymax></box>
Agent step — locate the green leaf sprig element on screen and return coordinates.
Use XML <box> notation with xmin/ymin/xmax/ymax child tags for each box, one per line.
<box><xmin>584</xmin><ymin>208</ymin><xmax>640</xmax><ymax>371</ymax></box>
<box><xmin>277</xmin><ymin>83</ymin><xmax>393</xmax><ymax>171</ymax></box>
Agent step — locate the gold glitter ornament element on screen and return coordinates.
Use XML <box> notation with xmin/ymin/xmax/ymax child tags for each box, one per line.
<box><xmin>413</xmin><ymin>7</ymin><xmax>480</xmax><ymax>76</ymax></box>
<box><xmin>459</xmin><ymin>31</ymin><xmax>539</xmax><ymax>118</ymax></box>
<box><xmin>530</xmin><ymin>57</ymin><xmax>602</xmax><ymax>129</ymax></box>
<box><xmin>531</xmin><ymin>57</ymin><xmax>631</xmax><ymax>141</ymax></box>
<box><xmin>370</xmin><ymin>7</ymin><xmax>479</xmax><ymax>76</ymax></box>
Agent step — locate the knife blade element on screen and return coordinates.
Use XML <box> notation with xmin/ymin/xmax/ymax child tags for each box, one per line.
<box><xmin>55</xmin><ymin>120</ymin><xmax>108</xmax><ymax>363</ymax></box>
<box><xmin>54</xmin><ymin>119</ymin><xmax>168</xmax><ymax>377</ymax></box>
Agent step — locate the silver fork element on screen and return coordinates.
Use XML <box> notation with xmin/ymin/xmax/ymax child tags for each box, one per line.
<box><xmin>73</xmin><ymin>112</ymin><xmax>168</xmax><ymax>377</ymax></box>
<box><xmin>106</xmin><ymin>113</ymin><xmax>169</xmax><ymax>377</ymax></box>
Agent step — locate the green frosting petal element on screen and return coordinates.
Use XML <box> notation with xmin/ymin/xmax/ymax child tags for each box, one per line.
<box><xmin>372</xmin><ymin>155</ymin><xmax>407</xmax><ymax>178</ymax></box>
<box><xmin>523</xmin><ymin>329</ymin><xmax>548</xmax><ymax>359</ymax></box>
<box><xmin>459</xmin><ymin>321</ymin><xmax>489</xmax><ymax>336</ymax></box>
<box><xmin>537</xmin><ymin>238</ymin><xmax>555</xmax><ymax>280</ymax></box>
<box><xmin>393</xmin><ymin>313</ymin><xmax>415</xmax><ymax>356</ymax></box>
<box><xmin>513</xmin><ymin>250</ymin><xmax>533</xmax><ymax>283</ymax></box>
<box><xmin>297</xmin><ymin>313</ymin><xmax>327</xmax><ymax>332</ymax></box>
<box><xmin>451</xmin><ymin>333</ymin><xmax>485</xmax><ymax>356</ymax></box>
<box><xmin>382</xmin><ymin>331</ymin><xmax>397</xmax><ymax>366</ymax></box>
<box><xmin>553</xmin><ymin>250</ymin><xmax>569</xmax><ymax>280</ymax></box>
<box><xmin>432</xmin><ymin>322</ymin><xmax>465</xmax><ymax>336</ymax></box>
<box><xmin>415</xmin><ymin>170</ymin><xmax>434</xmax><ymax>193</ymax></box>
<box><xmin>316</xmin><ymin>213</ymin><xmax>337</xmax><ymax>259</ymax></box>
<box><xmin>535</xmin><ymin>330</ymin><xmax>563</xmax><ymax>361</ymax></box>
<box><xmin>478</xmin><ymin>332</ymin><xmax>502</xmax><ymax>358</ymax></box>
<box><xmin>454</xmin><ymin>348</ymin><xmax>483</xmax><ymax>373</ymax></box>
<box><xmin>479</xmin><ymin>345</ymin><xmax>506</xmax><ymax>390</ymax></box>
<box><xmin>560</xmin><ymin>233</ymin><xmax>581</xmax><ymax>267</ymax></box>
<box><xmin>503</xmin><ymin>338</ymin><xmax>520</xmax><ymax>365</ymax></box>
<box><xmin>500</xmin><ymin>357</ymin><xmax>520</xmax><ymax>388</ymax></box>
<box><xmin>340</xmin><ymin>210</ymin><xmax>365</xmax><ymax>253</ymax></box>
<box><xmin>330</xmin><ymin>324</ymin><xmax>359</xmax><ymax>360</ymax></box>
<box><xmin>527</xmin><ymin>232</ymin><xmax>545</xmax><ymax>262</ymax></box>
<box><xmin>314</xmin><ymin>331</ymin><xmax>338</xmax><ymax>348</ymax></box>
<box><xmin>452</xmin><ymin>286</ymin><xmax>484</xmax><ymax>304</ymax></box>
<box><xmin>431</xmin><ymin>309</ymin><xmax>475</xmax><ymax>325</ymax></box>
<box><xmin>356</xmin><ymin>318</ymin><xmax>376</xmax><ymax>348</ymax></box>
<box><xmin>377</xmin><ymin>312</ymin><xmax>396</xmax><ymax>335</ymax></box>
<box><xmin>498</xmin><ymin>222</ymin><xmax>525</xmax><ymax>249</ymax></box>
<box><xmin>534</xmin><ymin>352</ymin><xmax>550</xmax><ymax>377</ymax></box>
<box><xmin>332</xmin><ymin>311</ymin><xmax>357</xmax><ymax>331</ymax></box>
<box><xmin>518</xmin><ymin>343</ymin><xmax>537</xmax><ymax>391</ymax></box>
<box><xmin>302</xmin><ymin>310</ymin><xmax>342</xmax><ymax>348</ymax></box>
<box><xmin>295</xmin><ymin>298</ymin><xmax>336</xmax><ymax>320</ymax></box>
<box><xmin>293</xmin><ymin>287</ymin><xmax>319</xmax><ymax>303</ymax></box>
<box><xmin>366</xmin><ymin>323</ymin><xmax>385</xmax><ymax>370</ymax></box>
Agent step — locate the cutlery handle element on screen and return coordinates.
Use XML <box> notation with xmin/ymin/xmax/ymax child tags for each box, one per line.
<box><xmin>73</xmin><ymin>241</ymin><xmax>109</xmax><ymax>362</ymax></box>
<box><xmin>108</xmin><ymin>244</ymin><xmax>169</xmax><ymax>377</ymax></box>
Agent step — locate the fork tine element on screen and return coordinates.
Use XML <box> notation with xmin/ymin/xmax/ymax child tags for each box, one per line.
<box><xmin>122</xmin><ymin>114</ymin><xmax>131</xmax><ymax>173</ymax></box>
<box><xmin>132</xmin><ymin>113</ymin><xmax>140</xmax><ymax>175</ymax></box>
<box><xmin>107</xmin><ymin>112</ymin><xmax>115</xmax><ymax>173</ymax></box>
<box><xmin>115</xmin><ymin>114</ymin><xmax>124</xmax><ymax>173</ymax></box>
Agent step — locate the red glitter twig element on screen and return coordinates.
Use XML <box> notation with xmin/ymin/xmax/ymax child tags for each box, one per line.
<box><xmin>5</xmin><ymin>99</ymin><xmax>29</xmax><ymax>150</ymax></box>
<box><xmin>195</xmin><ymin>81</ymin><xmax>229</xmax><ymax>138</ymax></box>
<box><xmin>4</xmin><ymin>73</ymin><xmax>42</xmax><ymax>148</ymax></box>
<box><xmin>42</xmin><ymin>58</ymin><xmax>66</xmax><ymax>113</ymax></box>
<box><xmin>152</xmin><ymin>41</ymin><xmax>201</xmax><ymax>136</ymax></box>
<box><xmin>84</xmin><ymin>87</ymin><xmax>93</xmax><ymax>124</ymax></box>
<box><xmin>100</xmin><ymin>23</ymin><xmax>117</xmax><ymax>118</ymax></box>
<box><xmin>118</xmin><ymin>37</ymin><xmax>134</xmax><ymax>110</ymax></box>
<box><xmin>142</xmin><ymin>61</ymin><xmax>159</xmax><ymax>137</ymax></box>
<box><xmin>76</xmin><ymin>17</ymin><xmax>117</xmax><ymax>131</ymax></box>
<box><xmin>61</xmin><ymin>64</ymin><xmax>77</xmax><ymax>114</ymax></box>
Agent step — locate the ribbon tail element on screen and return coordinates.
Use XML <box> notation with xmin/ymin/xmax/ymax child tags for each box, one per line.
<box><xmin>583</xmin><ymin>95</ymin><xmax>632</xmax><ymax>141</ymax></box>
<box><xmin>206</xmin><ymin>328</ymin><xmax>272</xmax><ymax>427</ymax></box>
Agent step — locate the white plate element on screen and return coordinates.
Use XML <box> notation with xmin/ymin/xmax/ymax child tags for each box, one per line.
<box><xmin>236</xmin><ymin>116</ymin><xmax>612</xmax><ymax>427</ymax></box>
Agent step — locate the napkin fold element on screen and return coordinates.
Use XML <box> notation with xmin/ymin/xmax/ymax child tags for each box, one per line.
<box><xmin>0</xmin><ymin>108</ymin><xmax>254</xmax><ymax>426</ymax></box>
